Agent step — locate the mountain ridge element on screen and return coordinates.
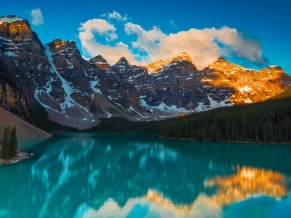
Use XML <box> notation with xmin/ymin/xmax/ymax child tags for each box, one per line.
<box><xmin>0</xmin><ymin>15</ymin><xmax>290</xmax><ymax>130</ymax></box>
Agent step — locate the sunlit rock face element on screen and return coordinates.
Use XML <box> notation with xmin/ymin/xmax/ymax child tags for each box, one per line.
<box><xmin>200</xmin><ymin>58</ymin><xmax>291</xmax><ymax>104</ymax></box>
<box><xmin>142</xmin><ymin>52</ymin><xmax>197</xmax><ymax>74</ymax></box>
<box><xmin>0</xmin><ymin>16</ymin><xmax>34</xmax><ymax>41</ymax></box>
<box><xmin>205</xmin><ymin>167</ymin><xmax>288</xmax><ymax>206</ymax></box>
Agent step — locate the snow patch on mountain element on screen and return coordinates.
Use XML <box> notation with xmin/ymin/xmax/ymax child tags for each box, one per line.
<box><xmin>144</xmin><ymin>52</ymin><xmax>193</xmax><ymax>74</ymax></box>
<box><xmin>90</xmin><ymin>80</ymin><xmax>102</xmax><ymax>94</ymax></box>
<box><xmin>140</xmin><ymin>99</ymin><xmax>193</xmax><ymax>113</ymax></box>
<box><xmin>44</xmin><ymin>45</ymin><xmax>76</xmax><ymax>110</ymax></box>
<box><xmin>4</xmin><ymin>51</ymin><xmax>17</xmax><ymax>57</ymax></box>
<box><xmin>0</xmin><ymin>16</ymin><xmax>23</xmax><ymax>24</ymax></box>
<box><xmin>207</xmin><ymin>95</ymin><xmax>233</xmax><ymax>109</ymax></box>
<box><xmin>239</xmin><ymin>86</ymin><xmax>253</xmax><ymax>93</ymax></box>
<box><xmin>44</xmin><ymin>45</ymin><xmax>93</xmax><ymax>116</ymax></box>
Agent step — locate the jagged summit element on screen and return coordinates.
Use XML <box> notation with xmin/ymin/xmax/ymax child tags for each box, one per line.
<box><xmin>172</xmin><ymin>52</ymin><xmax>192</xmax><ymax>63</ymax></box>
<box><xmin>0</xmin><ymin>16</ymin><xmax>34</xmax><ymax>41</ymax></box>
<box><xmin>208</xmin><ymin>56</ymin><xmax>244</xmax><ymax>73</ymax></box>
<box><xmin>117</xmin><ymin>57</ymin><xmax>129</xmax><ymax>64</ymax></box>
<box><xmin>89</xmin><ymin>55</ymin><xmax>110</xmax><ymax>70</ymax></box>
<box><xmin>52</xmin><ymin>39</ymin><xmax>66</xmax><ymax>48</ymax></box>
<box><xmin>143</xmin><ymin>52</ymin><xmax>194</xmax><ymax>74</ymax></box>
<box><xmin>0</xmin><ymin>15</ymin><xmax>24</xmax><ymax>24</ymax></box>
<box><xmin>47</xmin><ymin>39</ymin><xmax>76</xmax><ymax>49</ymax></box>
<box><xmin>267</xmin><ymin>65</ymin><xmax>281</xmax><ymax>70</ymax></box>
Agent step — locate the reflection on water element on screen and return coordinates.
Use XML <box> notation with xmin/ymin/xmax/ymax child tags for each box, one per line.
<box><xmin>78</xmin><ymin>190</ymin><xmax>222</xmax><ymax>218</ymax></box>
<box><xmin>205</xmin><ymin>167</ymin><xmax>287</xmax><ymax>206</ymax></box>
<box><xmin>0</xmin><ymin>133</ymin><xmax>290</xmax><ymax>218</ymax></box>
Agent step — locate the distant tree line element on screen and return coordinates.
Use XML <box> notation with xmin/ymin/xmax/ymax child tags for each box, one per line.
<box><xmin>0</xmin><ymin>126</ymin><xmax>18</xmax><ymax>160</ymax></box>
<box><xmin>159</xmin><ymin>98</ymin><xmax>291</xmax><ymax>144</ymax></box>
<box><xmin>92</xmin><ymin>94</ymin><xmax>291</xmax><ymax>144</ymax></box>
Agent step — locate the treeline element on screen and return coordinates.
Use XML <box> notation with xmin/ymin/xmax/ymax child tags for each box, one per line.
<box><xmin>159</xmin><ymin>97</ymin><xmax>291</xmax><ymax>143</ymax></box>
<box><xmin>92</xmin><ymin>94</ymin><xmax>291</xmax><ymax>144</ymax></box>
<box><xmin>0</xmin><ymin>126</ymin><xmax>18</xmax><ymax>160</ymax></box>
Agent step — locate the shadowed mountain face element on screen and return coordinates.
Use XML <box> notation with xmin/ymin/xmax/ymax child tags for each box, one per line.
<box><xmin>0</xmin><ymin>15</ymin><xmax>290</xmax><ymax>129</ymax></box>
<box><xmin>0</xmin><ymin>106</ymin><xmax>50</xmax><ymax>138</ymax></box>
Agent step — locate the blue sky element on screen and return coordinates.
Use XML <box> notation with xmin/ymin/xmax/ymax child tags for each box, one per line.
<box><xmin>1</xmin><ymin>0</ymin><xmax>290</xmax><ymax>73</ymax></box>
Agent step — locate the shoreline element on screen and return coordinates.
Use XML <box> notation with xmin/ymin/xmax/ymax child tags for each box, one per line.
<box><xmin>158</xmin><ymin>135</ymin><xmax>291</xmax><ymax>145</ymax></box>
<box><xmin>0</xmin><ymin>150</ymin><xmax>33</xmax><ymax>165</ymax></box>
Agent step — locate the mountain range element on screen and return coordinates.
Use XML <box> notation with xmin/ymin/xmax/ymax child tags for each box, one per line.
<box><xmin>0</xmin><ymin>15</ymin><xmax>290</xmax><ymax>130</ymax></box>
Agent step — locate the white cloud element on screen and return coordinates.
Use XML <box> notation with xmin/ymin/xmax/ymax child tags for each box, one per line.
<box><xmin>79</xmin><ymin>16</ymin><xmax>266</xmax><ymax>69</ymax></box>
<box><xmin>30</xmin><ymin>8</ymin><xmax>44</xmax><ymax>26</ymax></box>
<box><xmin>102</xmin><ymin>11</ymin><xmax>128</xmax><ymax>22</ymax></box>
<box><xmin>125</xmin><ymin>23</ymin><xmax>165</xmax><ymax>62</ymax></box>
<box><xmin>79</xmin><ymin>19</ymin><xmax>117</xmax><ymax>42</ymax></box>
<box><xmin>79</xmin><ymin>19</ymin><xmax>136</xmax><ymax>64</ymax></box>
<box><xmin>124</xmin><ymin>24</ymin><xmax>265</xmax><ymax>68</ymax></box>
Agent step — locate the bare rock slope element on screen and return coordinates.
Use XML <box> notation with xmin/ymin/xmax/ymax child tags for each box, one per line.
<box><xmin>0</xmin><ymin>106</ymin><xmax>50</xmax><ymax>138</ymax></box>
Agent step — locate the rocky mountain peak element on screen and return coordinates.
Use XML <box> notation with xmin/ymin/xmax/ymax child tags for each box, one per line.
<box><xmin>0</xmin><ymin>15</ymin><xmax>24</xmax><ymax>24</ymax></box>
<box><xmin>52</xmin><ymin>39</ymin><xmax>66</xmax><ymax>48</ymax></box>
<box><xmin>0</xmin><ymin>15</ymin><xmax>33</xmax><ymax>41</ymax></box>
<box><xmin>208</xmin><ymin>57</ymin><xmax>243</xmax><ymax>73</ymax></box>
<box><xmin>117</xmin><ymin>57</ymin><xmax>129</xmax><ymax>64</ymax></box>
<box><xmin>143</xmin><ymin>52</ymin><xmax>195</xmax><ymax>74</ymax></box>
<box><xmin>89</xmin><ymin>55</ymin><xmax>110</xmax><ymax>70</ymax></box>
<box><xmin>267</xmin><ymin>65</ymin><xmax>282</xmax><ymax>70</ymax></box>
<box><xmin>172</xmin><ymin>52</ymin><xmax>192</xmax><ymax>63</ymax></box>
<box><xmin>48</xmin><ymin>39</ymin><xmax>76</xmax><ymax>50</ymax></box>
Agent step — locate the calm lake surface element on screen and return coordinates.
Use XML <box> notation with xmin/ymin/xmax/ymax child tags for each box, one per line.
<box><xmin>1</xmin><ymin>133</ymin><xmax>291</xmax><ymax>218</ymax></box>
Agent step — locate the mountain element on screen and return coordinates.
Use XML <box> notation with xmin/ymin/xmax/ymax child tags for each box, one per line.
<box><xmin>0</xmin><ymin>106</ymin><xmax>50</xmax><ymax>138</ymax></box>
<box><xmin>0</xmin><ymin>15</ymin><xmax>291</xmax><ymax>130</ymax></box>
<box><xmin>0</xmin><ymin>16</ymin><xmax>144</xmax><ymax>129</ymax></box>
<box><xmin>200</xmin><ymin>57</ymin><xmax>291</xmax><ymax>104</ymax></box>
<box><xmin>142</xmin><ymin>52</ymin><xmax>196</xmax><ymax>74</ymax></box>
<box><xmin>89</xmin><ymin>55</ymin><xmax>110</xmax><ymax>70</ymax></box>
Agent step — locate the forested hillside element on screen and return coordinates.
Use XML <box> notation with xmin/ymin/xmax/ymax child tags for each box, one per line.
<box><xmin>94</xmin><ymin>94</ymin><xmax>291</xmax><ymax>144</ymax></box>
<box><xmin>159</xmin><ymin>97</ymin><xmax>291</xmax><ymax>143</ymax></box>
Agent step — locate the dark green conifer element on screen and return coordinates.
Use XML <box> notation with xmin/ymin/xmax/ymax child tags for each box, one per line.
<box><xmin>1</xmin><ymin>126</ymin><xmax>18</xmax><ymax>160</ymax></box>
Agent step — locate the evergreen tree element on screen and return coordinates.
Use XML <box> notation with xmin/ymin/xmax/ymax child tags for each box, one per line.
<box><xmin>2</xmin><ymin>127</ymin><xmax>9</xmax><ymax>159</ymax></box>
<box><xmin>12</xmin><ymin>127</ymin><xmax>18</xmax><ymax>156</ymax></box>
<box><xmin>1</xmin><ymin>126</ymin><xmax>18</xmax><ymax>160</ymax></box>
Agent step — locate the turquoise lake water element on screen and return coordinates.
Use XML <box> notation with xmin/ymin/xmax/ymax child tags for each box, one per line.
<box><xmin>0</xmin><ymin>133</ymin><xmax>291</xmax><ymax>218</ymax></box>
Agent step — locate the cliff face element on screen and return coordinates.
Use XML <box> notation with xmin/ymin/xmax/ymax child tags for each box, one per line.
<box><xmin>200</xmin><ymin>58</ymin><xmax>291</xmax><ymax>104</ymax></box>
<box><xmin>0</xmin><ymin>58</ymin><xmax>28</xmax><ymax>116</ymax></box>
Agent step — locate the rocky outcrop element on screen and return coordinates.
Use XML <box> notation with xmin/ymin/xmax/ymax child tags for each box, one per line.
<box><xmin>89</xmin><ymin>55</ymin><xmax>110</xmax><ymax>70</ymax></box>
